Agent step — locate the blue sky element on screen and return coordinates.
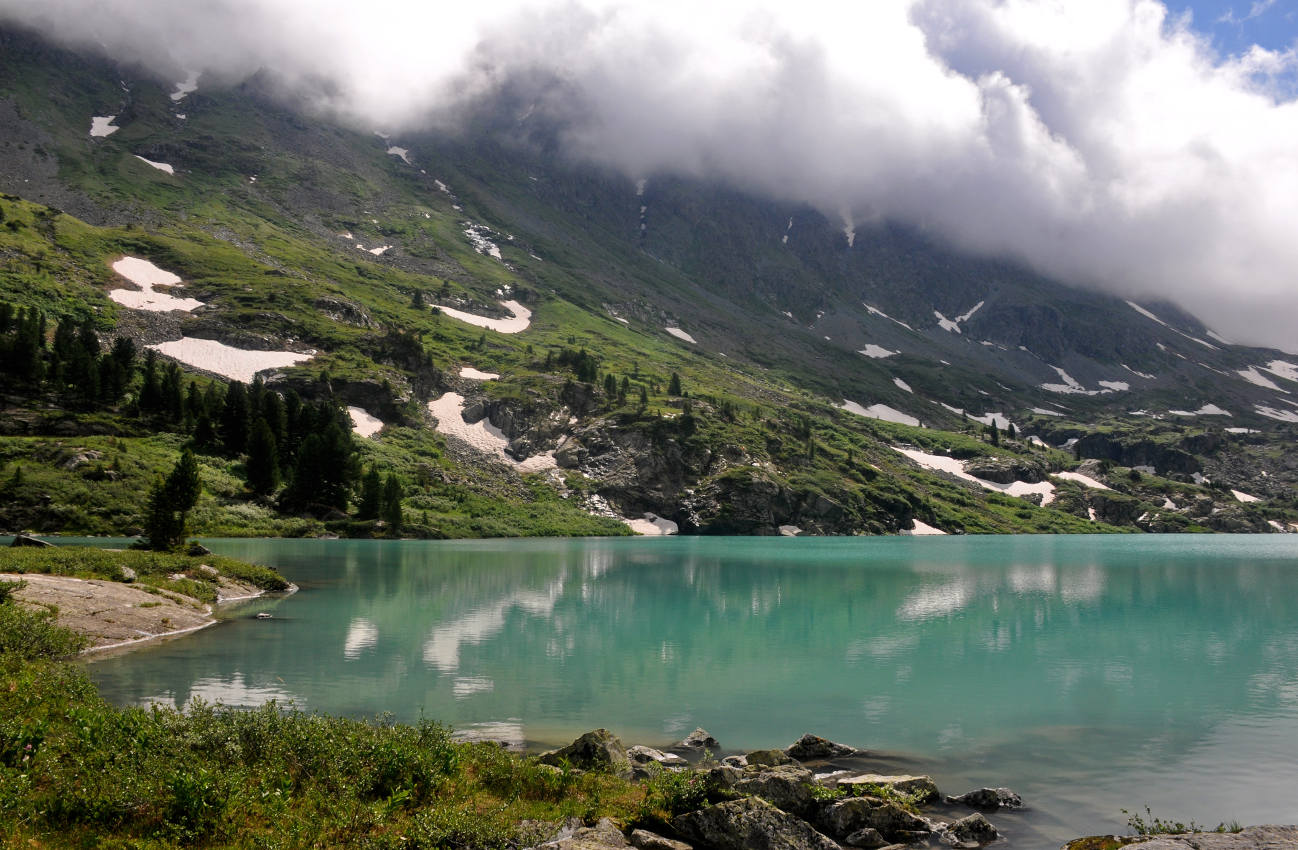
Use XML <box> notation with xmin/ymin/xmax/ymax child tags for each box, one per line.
<box><xmin>1179</xmin><ymin>0</ymin><xmax>1298</xmax><ymax>54</ymax></box>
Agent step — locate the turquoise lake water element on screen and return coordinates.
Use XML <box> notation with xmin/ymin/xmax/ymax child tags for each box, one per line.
<box><xmin>69</xmin><ymin>535</ymin><xmax>1298</xmax><ymax>845</ymax></box>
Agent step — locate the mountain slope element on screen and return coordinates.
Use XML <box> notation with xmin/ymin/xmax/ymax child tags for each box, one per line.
<box><xmin>0</xmin><ymin>25</ymin><xmax>1294</xmax><ymax>538</ymax></box>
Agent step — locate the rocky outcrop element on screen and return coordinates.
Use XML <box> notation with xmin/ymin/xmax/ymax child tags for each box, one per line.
<box><xmin>1065</xmin><ymin>826</ymin><xmax>1298</xmax><ymax>850</ymax></box>
<box><xmin>674</xmin><ymin>796</ymin><xmax>840</xmax><ymax>850</ymax></box>
<box><xmin>10</xmin><ymin>533</ymin><xmax>53</xmax><ymax>548</ymax></box>
<box><xmin>733</xmin><ymin>764</ymin><xmax>817</xmax><ymax>817</ymax></box>
<box><xmin>785</xmin><ymin>734</ymin><xmax>857</xmax><ymax>762</ymax></box>
<box><xmin>535</xmin><ymin>817</ymin><xmax>630</xmax><ymax>849</ymax></box>
<box><xmin>673</xmin><ymin>728</ymin><xmax>720</xmax><ymax>755</ymax></box>
<box><xmin>836</xmin><ymin>774</ymin><xmax>939</xmax><ymax>804</ymax></box>
<box><xmin>946</xmin><ymin>787</ymin><xmax>1023</xmax><ymax>811</ymax></box>
<box><xmin>964</xmin><ymin>456</ymin><xmax>1046</xmax><ymax>484</ymax></box>
<box><xmin>945</xmin><ymin>812</ymin><xmax>999</xmax><ymax>845</ymax></box>
<box><xmin>627</xmin><ymin>829</ymin><xmax>692</xmax><ymax>850</ymax></box>
<box><xmin>746</xmin><ymin>749</ymin><xmax>795</xmax><ymax>768</ymax></box>
<box><xmin>539</xmin><ymin>729</ymin><xmax>632</xmax><ymax>778</ymax></box>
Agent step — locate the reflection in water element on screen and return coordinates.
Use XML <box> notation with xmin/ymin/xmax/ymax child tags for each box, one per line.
<box><xmin>141</xmin><ymin>671</ymin><xmax>299</xmax><ymax>710</ymax></box>
<box><xmin>80</xmin><ymin>535</ymin><xmax>1298</xmax><ymax>847</ymax></box>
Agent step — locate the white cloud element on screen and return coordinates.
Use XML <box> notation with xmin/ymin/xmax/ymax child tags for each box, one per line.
<box><xmin>6</xmin><ymin>0</ymin><xmax>1298</xmax><ymax>349</ymax></box>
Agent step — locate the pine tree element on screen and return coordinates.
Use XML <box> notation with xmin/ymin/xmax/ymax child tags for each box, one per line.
<box><xmin>245</xmin><ymin>418</ymin><xmax>280</xmax><ymax>497</ymax></box>
<box><xmin>639</xmin><ymin>385</ymin><xmax>648</xmax><ymax>407</ymax></box>
<box><xmin>221</xmin><ymin>381</ymin><xmax>250</xmax><ymax>455</ymax></box>
<box><xmin>382</xmin><ymin>473</ymin><xmax>403</xmax><ymax>536</ymax></box>
<box><xmin>668</xmin><ymin>372</ymin><xmax>682</xmax><ymax>396</ymax></box>
<box><xmin>357</xmin><ymin>467</ymin><xmax>383</xmax><ymax>520</ymax></box>
<box><xmin>143</xmin><ymin>449</ymin><xmax>203</xmax><ymax>551</ymax></box>
<box><xmin>139</xmin><ymin>349</ymin><xmax>161</xmax><ymax>413</ymax></box>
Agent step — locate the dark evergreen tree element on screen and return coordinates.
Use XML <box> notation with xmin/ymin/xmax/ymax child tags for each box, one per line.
<box><xmin>138</xmin><ymin>349</ymin><xmax>162</xmax><ymax>413</ymax></box>
<box><xmin>161</xmin><ymin>362</ymin><xmax>184</xmax><ymax>423</ymax></box>
<box><xmin>357</xmin><ymin>466</ymin><xmax>383</xmax><ymax>520</ymax></box>
<box><xmin>221</xmin><ymin>381</ymin><xmax>250</xmax><ymax>455</ymax></box>
<box><xmin>245</xmin><ymin>418</ymin><xmax>280</xmax><ymax>497</ymax></box>
<box><xmin>382</xmin><ymin>473</ymin><xmax>403</xmax><ymax>535</ymax></box>
<box><xmin>143</xmin><ymin>449</ymin><xmax>202</xmax><ymax>551</ymax></box>
<box><xmin>668</xmin><ymin>372</ymin><xmax>682</xmax><ymax>396</ymax></box>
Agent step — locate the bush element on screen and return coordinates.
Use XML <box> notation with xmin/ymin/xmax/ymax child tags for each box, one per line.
<box><xmin>0</xmin><ymin>598</ymin><xmax>86</xmax><ymax>660</ymax></box>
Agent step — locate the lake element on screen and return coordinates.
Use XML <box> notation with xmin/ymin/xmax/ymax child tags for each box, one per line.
<box><xmin>75</xmin><ymin>534</ymin><xmax>1298</xmax><ymax>845</ymax></box>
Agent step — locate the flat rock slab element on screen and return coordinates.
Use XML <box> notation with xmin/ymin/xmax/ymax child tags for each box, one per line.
<box><xmin>1126</xmin><ymin>827</ymin><xmax>1298</xmax><ymax>849</ymax></box>
<box><xmin>838</xmin><ymin>773</ymin><xmax>940</xmax><ymax>803</ymax></box>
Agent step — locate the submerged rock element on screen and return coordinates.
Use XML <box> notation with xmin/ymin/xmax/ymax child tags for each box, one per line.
<box><xmin>945</xmin><ymin>812</ymin><xmax>998</xmax><ymax>846</ymax></box>
<box><xmin>538</xmin><ymin>729</ymin><xmax>631</xmax><ymax>778</ymax></box>
<box><xmin>946</xmin><ymin>787</ymin><xmax>1023</xmax><ymax>811</ymax></box>
<box><xmin>674</xmin><ymin>796</ymin><xmax>840</xmax><ymax>850</ymax></box>
<box><xmin>674</xmin><ymin>728</ymin><xmax>720</xmax><ymax>753</ymax></box>
<box><xmin>786</xmin><ymin>734</ymin><xmax>858</xmax><ymax>761</ymax></box>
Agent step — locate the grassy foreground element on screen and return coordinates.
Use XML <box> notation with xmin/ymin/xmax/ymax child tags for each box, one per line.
<box><xmin>0</xmin><ymin>555</ymin><xmax>663</xmax><ymax>849</ymax></box>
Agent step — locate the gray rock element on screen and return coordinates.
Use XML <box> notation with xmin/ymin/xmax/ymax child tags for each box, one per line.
<box><xmin>837</xmin><ymin>773</ymin><xmax>940</xmax><ymax>804</ymax></box>
<box><xmin>843</xmin><ymin>828</ymin><xmax>888</xmax><ymax>848</ymax></box>
<box><xmin>734</xmin><ymin>764</ymin><xmax>816</xmax><ymax>817</ymax></box>
<box><xmin>785</xmin><ymin>734</ymin><xmax>857</xmax><ymax>761</ymax></box>
<box><xmin>1066</xmin><ymin>826</ymin><xmax>1298</xmax><ymax>850</ymax></box>
<box><xmin>536</xmin><ymin>817</ymin><xmax>629</xmax><ymax>849</ymax></box>
<box><xmin>10</xmin><ymin>534</ymin><xmax>52</xmax><ymax>548</ymax></box>
<box><xmin>721</xmin><ymin>755</ymin><xmax>749</xmax><ymax>768</ymax></box>
<box><xmin>674</xmin><ymin>728</ymin><xmax>720</xmax><ymax>752</ymax></box>
<box><xmin>538</xmin><ymin>729</ymin><xmax>632</xmax><ymax>777</ymax></box>
<box><xmin>628</xmin><ymin>828</ymin><xmax>693</xmax><ymax>850</ymax></box>
<box><xmin>627</xmin><ymin>745</ymin><xmax>687</xmax><ymax>768</ymax></box>
<box><xmin>820</xmin><ymin>798</ymin><xmax>931</xmax><ymax>843</ymax></box>
<box><xmin>704</xmin><ymin>764</ymin><xmax>744</xmax><ymax>792</ymax></box>
<box><xmin>747</xmin><ymin>748</ymin><xmax>795</xmax><ymax>767</ymax></box>
<box><xmin>946</xmin><ymin>813</ymin><xmax>998</xmax><ymax>846</ymax></box>
<box><xmin>197</xmin><ymin>564</ymin><xmax>220</xmax><ymax>577</ymax></box>
<box><xmin>674</xmin><ymin>796</ymin><xmax>840</xmax><ymax>850</ymax></box>
<box><xmin>187</xmin><ymin>542</ymin><xmax>212</xmax><ymax>556</ymax></box>
<box><xmin>946</xmin><ymin>787</ymin><xmax>1023</xmax><ymax>811</ymax></box>
<box><xmin>119</xmin><ymin>566</ymin><xmax>136</xmax><ymax>583</ymax></box>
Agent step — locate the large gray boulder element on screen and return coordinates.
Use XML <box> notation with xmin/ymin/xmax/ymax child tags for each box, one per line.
<box><xmin>673</xmin><ymin>728</ymin><xmax>720</xmax><ymax>753</ymax></box>
<box><xmin>535</xmin><ymin>817</ymin><xmax>629</xmax><ymax>849</ymax></box>
<box><xmin>819</xmin><ymin>798</ymin><xmax>932</xmax><ymax>843</ymax></box>
<box><xmin>628</xmin><ymin>829</ymin><xmax>693</xmax><ymax>850</ymax></box>
<box><xmin>746</xmin><ymin>748</ymin><xmax>795</xmax><ymax>767</ymax></box>
<box><xmin>674</xmin><ymin>796</ymin><xmax>840</xmax><ymax>850</ymax></box>
<box><xmin>946</xmin><ymin>787</ymin><xmax>1023</xmax><ymax>811</ymax></box>
<box><xmin>538</xmin><ymin>729</ymin><xmax>631</xmax><ymax>778</ymax></box>
<box><xmin>946</xmin><ymin>813</ymin><xmax>998</xmax><ymax>846</ymax></box>
<box><xmin>733</xmin><ymin>764</ymin><xmax>817</xmax><ymax>817</ymax></box>
<box><xmin>785</xmin><ymin>734</ymin><xmax>857</xmax><ymax>761</ymax></box>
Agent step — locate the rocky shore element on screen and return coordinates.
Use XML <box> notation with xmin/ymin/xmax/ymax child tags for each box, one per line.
<box><xmin>518</xmin><ymin>728</ymin><xmax>1297</xmax><ymax>850</ymax></box>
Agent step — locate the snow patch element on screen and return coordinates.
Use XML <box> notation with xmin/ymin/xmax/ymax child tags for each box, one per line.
<box><xmin>635</xmin><ymin>179</ymin><xmax>646</xmax><ymax>196</ymax></box>
<box><xmin>148</xmin><ymin>338</ymin><xmax>313</xmax><ymax>383</ymax></box>
<box><xmin>893</xmin><ymin>377</ymin><xmax>912</xmax><ymax>393</ymax></box>
<box><xmin>367</xmin><ymin>245</ymin><xmax>393</xmax><ymax>256</ymax></box>
<box><xmin>665</xmin><ymin>327</ymin><xmax>697</xmax><ymax>344</ymax></box>
<box><xmin>386</xmin><ymin>146</ymin><xmax>411</xmax><ymax>165</ymax></box>
<box><xmin>462</xmin><ymin>224</ymin><xmax>502</xmax><ymax>260</ymax></box>
<box><xmin>347</xmin><ymin>407</ymin><xmax>384</xmax><ymax>438</ymax></box>
<box><xmin>1126</xmin><ymin>300</ymin><xmax>1167</xmax><ymax>326</ymax></box>
<box><xmin>1122</xmin><ymin>364</ymin><xmax>1156</xmax><ymax>379</ymax></box>
<box><xmin>1207</xmin><ymin>330</ymin><xmax>1232</xmax><ymax>345</ymax></box>
<box><xmin>1261</xmin><ymin>360</ymin><xmax>1298</xmax><ymax>382</ymax></box>
<box><xmin>1269</xmin><ymin>520</ymin><xmax>1289</xmax><ymax>533</ymax></box>
<box><xmin>459</xmin><ymin>366</ymin><xmax>500</xmax><ymax>381</ymax></box>
<box><xmin>934</xmin><ymin>311</ymin><xmax>961</xmax><ymax>333</ymax></box>
<box><xmin>428</xmin><ymin>392</ymin><xmax>556</xmax><ymax>472</ymax></box>
<box><xmin>90</xmin><ymin>115</ymin><xmax>118</xmax><ymax>137</ymax></box>
<box><xmin>857</xmin><ymin>344</ymin><xmax>898</xmax><ymax>359</ymax></box>
<box><xmin>1097</xmin><ymin>380</ymin><xmax>1129</xmax><ymax>392</ymax></box>
<box><xmin>1255</xmin><ymin>405</ymin><xmax>1298</xmax><ymax>423</ymax></box>
<box><xmin>841</xmin><ymin>400</ymin><xmax>919</xmax><ymax>427</ymax></box>
<box><xmin>134</xmin><ymin>155</ymin><xmax>174</xmax><ymax>175</ymax></box>
<box><xmin>624</xmin><ymin>513</ymin><xmax>678</xmax><ymax>535</ymax></box>
<box><xmin>892</xmin><ymin>447</ymin><xmax>1056</xmax><ymax>505</ymax></box>
<box><xmin>435</xmin><ymin>300</ymin><xmax>532</xmax><ymax>334</ymax></box>
<box><xmin>1028</xmin><ymin>435</ymin><xmax>1049</xmax><ymax>447</ymax></box>
<box><xmin>170</xmin><ymin>71</ymin><xmax>198</xmax><ymax>102</ymax></box>
<box><xmin>904</xmin><ymin>519</ymin><xmax>946</xmax><ymax>536</ymax></box>
<box><xmin>1231</xmin><ymin>489</ymin><xmax>1261</xmax><ymax>503</ymax></box>
<box><xmin>1169</xmin><ymin>404</ymin><xmax>1232</xmax><ymax>417</ymax></box>
<box><xmin>1041</xmin><ymin>366</ymin><xmax>1102</xmax><ymax>395</ymax></box>
<box><xmin>864</xmin><ymin>304</ymin><xmax>914</xmax><ymax>331</ymax></box>
<box><xmin>1087</xmin><ymin>507</ymin><xmax>1098</xmax><ymax>522</ymax></box>
<box><xmin>1030</xmin><ymin>407</ymin><xmax>1063</xmax><ymax>417</ymax></box>
<box><xmin>108</xmin><ymin>257</ymin><xmax>204</xmax><ymax>313</ymax></box>
<box><xmin>939</xmin><ymin>403</ymin><xmax>1014</xmax><ymax>430</ymax></box>
<box><xmin>778</xmin><ymin>525</ymin><xmax>801</xmax><ymax>537</ymax></box>
<box><xmin>1053</xmin><ymin>471</ymin><xmax>1111</xmax><ymax>491</ymax></box>
<box><xmin>1225</xmin><ymin>427</ymin><xmax>1259</xmax><ymax>434</ymax></box>
<box><xmin>1237</xmin><ymin>367</ymin><xmax>1286</xmax><ymax>392</ymax></box>
<box><xmin>956</xmin><ymin>300</ymin><xmax>984</xmax><ymax>323</ymax></box>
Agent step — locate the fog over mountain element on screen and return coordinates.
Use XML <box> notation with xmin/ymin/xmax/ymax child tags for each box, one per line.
<box><xmin>4</xmin><ymin>0</ymin><xmax>1297</xmax><ymax>350</ymax></box>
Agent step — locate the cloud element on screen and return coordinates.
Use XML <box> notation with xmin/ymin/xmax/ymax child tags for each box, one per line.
<box><xmin>3</xmin><ymin>0</ymin><xmax>1298</xmax><ymax>350</ymax></box>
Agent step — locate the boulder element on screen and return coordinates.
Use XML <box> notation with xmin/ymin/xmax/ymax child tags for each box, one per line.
<box><xmin>946</xmin><ymin>787</ymin><xmax>1022</xmax><ymax>811</ymax></box>
<box><xmin>746</xmin><ymin>749</ymin><xmax>794</xmax><ymax>767</ymax></box>
<box><xmin>721</xmin><ymin>755</ymin><xmax>749</xmax><ymax>768</ymax></box>
<box><xmin>703</xmin><ymin>764</ymin><xmax>744</xmax><ymax>792</ymax></box>
<box><xmin>842</xmin><ymin>828</ymin><xmax>888</xmax><ymax>848</ymax></box>
<box><xmin>197</xmin><ymin>564</ymin><xmax>220</xmax><ymax>577</ymax></box>
<box><xmin>785</xmin><ymin>734</ymin><xmax>857</xmax><ymax>761</ymax></box>
<box><xmin>628</xmin><ymin>829</ymin><xmax>693</xmax><ymax>850</ymax></box>
<box><xmin>627</xmin><ymin>746</ymin><xmax>687</xmax><ymax>768</ymax></box>
<box><xmin>10</xmin><ymin>534</ymin><xmax>52</xmax><ymax>548</ymax></box>
<box><xmin>536</xmin><ymin>817</ymin><xmax>629</xmax><ymax>849</ymax></box>
<box><xmin>674</xmin><ymin>728</ymin><xmax>720</xmax><ymax>753</ymax></box>
<box><xmin>734</xmin><ymin>764</ymin><xmax>816</xmax><ymax>817</ymax></box>
<box><xmin>187</xmin><ymin>542</ymin><xmax>212</xmax><ymax>556</ymax></box>
<box><xmin>674</xmin><ymin>796</ymin><xmax>840</xmax><ymax>850</ymax></box>
<box><xmin>119</xmin><ymin>566</ymin><xmax>136</xmax><ymax>583</ymax></box>
<box><xmin>819</xmin><ymin>798</ymin><xmax>931</xmax><ymax>843</ymax></box>
<box><xmin>837</xmin><ymin>774</ymin><xmax>939</xmax><ymax>804</ymax></box>
<box><xmin>946</xmin><ymin>813</ymin><xmax>998</xmax><ymax>846</ymax></box>
<box><xmin>538</xmin><ymin>729</ymin><xmax>631</xmax><ymax>777</ymax></box>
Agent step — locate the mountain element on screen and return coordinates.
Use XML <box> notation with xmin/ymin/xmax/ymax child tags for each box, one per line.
<box><xmin>1</xmin><ymin>24</ymin><xmax>1295</xmax><ymax>538</ymax></box>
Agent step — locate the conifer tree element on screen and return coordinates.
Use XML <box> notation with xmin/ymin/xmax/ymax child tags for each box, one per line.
<box><xmin>221</xmin><ymin>381</ymin><xmax>250</xmax><ymax>455</ymax></box>
<box><xmin>668</xmin><ymin>372</ymin><xmax>682</xmax><ymax>396</ymax></box>
<box><xmin>357</xmin><ymin>467</ymin><xmax>383</xmax><ymax>520</ymax></box>
<box><xmin>139</xmin><ymin>349</ymin><xmax>161</xmax><ymax>413</ymax></box>
<box><xmin>246</xmin><ymin>418</ymin><xmax>280</xmax><ymax>497</ymax></box>
<box><xmin>143</xmin><ymin>449</ymin><xmax>202</xmax><ymax>551</ymax></box>
<box><xmin>382</xmin><ymin>473</ymin><xmax>403</xmax><ymax>535</ymax></box>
